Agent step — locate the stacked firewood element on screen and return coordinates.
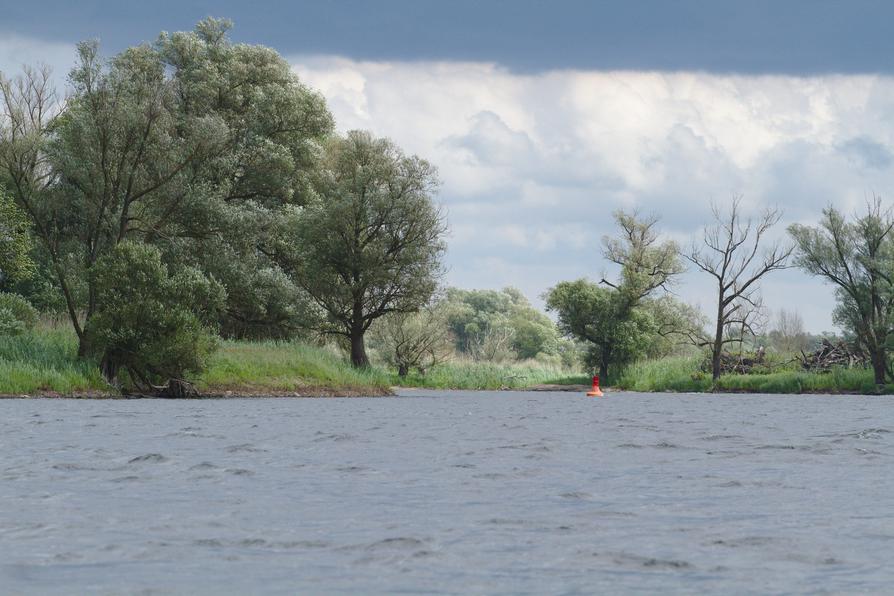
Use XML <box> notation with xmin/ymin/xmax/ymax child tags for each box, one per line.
<box><xmin>800</xmin><ymin>339</ymin><xmax>866</xmax><ymax>371</ymax></box>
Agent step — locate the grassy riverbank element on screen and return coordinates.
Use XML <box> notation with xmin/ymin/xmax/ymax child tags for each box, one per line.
<box><xmin>0</xmin><ymin>327</ymin><xmax>393</xmax><ymax>397</ymax></box>
<box><xmin>6</xmin><ymin>326</ymin><xmax>885</xmax><ymax>396</ymax></box>
<box><xmin>0</xmin><ymin>327</ymin><xmax>106</xmax><ymax>395</ymax></box>
<box><xmin>615</xmin><ymin>355</ymin><xmax>891</xmax><ymax>394</ymax></box>
<box><xmin>0</xmin><ymin>326</ymin><xmax>581</xmax><ymax>396</ymax></box>
<box><xmin>389</xmin><ymin>361</ymin><xmax>585</xmax><ymax>390</ymax></box>
<box><xmin>197</xmin><ymin>341</ymin><xmax>392</xmax><ymax>396</ymax></box>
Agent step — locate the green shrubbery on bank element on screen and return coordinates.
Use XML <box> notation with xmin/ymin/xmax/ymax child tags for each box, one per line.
<box><xmin>0</xmin><ymin>326</ymin><xmax>392</xmax><ymax>396</ymax></box>
<box><xmin>389</xmin><ymin>360</ymin><xmax>584</xmax><ymax>390</ymax></box>
<box><xmin>0</xmin><ymin>326</ymin><xmax>583</xmax><ymax>396</ymax></box>
<box><xmin>198</xmin><ymin>340</ymin><xmax>392</xmax><ymax>395</ymax></box>
<box><xmin>3</xmin><ymin>325</ymin><xmax>889</xmax><ymax>396</ymax></box>
<box><xmin>615</xmin><ymin>355</ymin><xmax>891</xmax><ymax>394</ymax></box>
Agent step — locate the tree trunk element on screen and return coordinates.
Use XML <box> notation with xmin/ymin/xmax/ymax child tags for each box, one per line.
<box><xmin>871</xmin><ymin>347</ymin><xmax>887</xmax><ymax>385</ymax></box>
<box><xmin>51</xmin><ymin>254</ymin><xmax>87</xmax><ymax>357</ymax></box>
<box><xmin>711</xmin><ymin>339</ymin><xmax>723</xmax><ymax>382</ymax></box>
<box><xmin>599</xmin><ymin>356</ymin><xmax>609</xmax><ymax>385</ymax></box>
<box><xmin>99</xmin><ymin>351</ymin><xmax>119</xmax><ymax>386</ymax></box>
<box><xmin>398</xmin><ymin>363</ymin><xmax>409</xmax><ymax>377</ymax></box>
<box><xmin>712</xmin><ymin>297</ymin><xmax>725</xmax><ymax>382</ymax></box>
<box><xmin>350</xmin><ymin>327</ymin><xmax>370</xmax><ymax>368</ymax></box>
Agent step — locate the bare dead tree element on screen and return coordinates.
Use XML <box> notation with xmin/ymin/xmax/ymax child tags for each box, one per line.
<box><xmin>724</xmin><ymin>294</ymin><xmax>769</xmax><ymax>356</ymax></box>
<box><xmin>467</xmin><ymin>325</ymin><xmax>516</xmax><ymax>363</ymax></box>
<box><xmin>685</xmin><ymin>195</ymin><xmax>793</xmax><ymax>382</ymax></box>
<box><xmin>771</xmin><ymin>308</ymin><xmax>809</xmax><ymax>354</ymax></box>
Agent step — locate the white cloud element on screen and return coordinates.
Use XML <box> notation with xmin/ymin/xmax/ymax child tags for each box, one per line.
<box><xmin>0</xmin><ymin>33</ymin><xmax>77</xmax><ymax>91</ymax></box>
<box><xmin>0</xmin><ymin>33</ymin><xmax>885</xmax><ymax>332</ymax></box>
<box><xmin>292</xmin><ymin>55</ymin><xmax>894</xmax><ymax>331</ymax></box>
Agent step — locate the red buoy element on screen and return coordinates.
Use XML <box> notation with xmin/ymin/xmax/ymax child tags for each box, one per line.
<box><xmin>586</xmin><ymin>375</ymin><xmax>603</xmax><ymax>397</ymax></box>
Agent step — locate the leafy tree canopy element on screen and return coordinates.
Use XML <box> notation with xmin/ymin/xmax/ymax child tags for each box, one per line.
<box><xmin>546</xmin><ymin>279</ymin><xmax>657</xmax><ymax>379</ymax></box>
<box><xmin>789</xmin><ymin>199</ymin><xmax>894</xmax><ymax>383</ymax></box>
<box><xmin>0</xmin><ymin>188</ymin><xmax>34</xmax><ymax>283</ymax></box>
<box><xmin>280</xmin><ymin>130</ymin><xmax>446</xmax><ymax>367</ymax></box>
<box><xmin>0</xmin><ymin>18</ymin><xmax>334</xmax><ymax>358</ymax></box>
<box><xmin>546</xmin><ymin>211</ymin><xmax>684</xmax><ymax>378</ymax></box>
<box><xmin>443</xmin><ymin>287</ymin><xmax>559</xmax><ymax>360</ymax></box>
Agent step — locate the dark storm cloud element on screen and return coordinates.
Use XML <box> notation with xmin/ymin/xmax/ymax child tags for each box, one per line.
<box><xmin>4</xmin><ymin>0</ymin><xmax>894</xmax><ymax>74</ymax></box>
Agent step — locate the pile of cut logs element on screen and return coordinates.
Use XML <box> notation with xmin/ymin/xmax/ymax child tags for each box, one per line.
<box><xmin>800</xmin><ymin>339</ymin><xmax>866</xmax><ymax>372</ymax></box>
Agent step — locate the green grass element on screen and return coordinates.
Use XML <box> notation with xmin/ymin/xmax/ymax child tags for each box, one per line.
<box><xmin>0</xmin><ymin>327</ymin><xmax>106</xmax><ymax>394</ymax></box>
<box><xmin>615</xmin><ymin>355</ymin><xmax>892</xmax><ymax>394</ymax></box>
<box><xmin>7</xmin><ymin>326</ymin><xmax>884</xmax><ymax>396</ymax></box>
<box><xmin>615</xmin><ymin>356</ymin><xmax>709</xmax><ymax>392</ymax></box>
<box><xmin>0</xmin><ymin>327</ymin><xmax>392</xmax><ymax>396</ymax></box>
<box><xmin>197</xmin><ymin>339</ymin><xmax>391</xmax><ymax>394</ymax></box>
<box><xmin>389</xmin><ymin>359</ymin><xmax>584</xmax><ymax>390</ymax></box>
<box><xmin>0</xmin><ymin>327</ymin><xmax>581</xmax><ymax>396</ymax></box>
<box><xmin>200</xmin><ymin>344</ymin><xmax>585</xmax><ymax>392</ymax></box>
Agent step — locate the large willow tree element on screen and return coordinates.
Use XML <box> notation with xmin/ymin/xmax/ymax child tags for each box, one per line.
<box><xmin>0</xmin><ymin>19</ymin><xmax>333</xmax><ymax>371</ymax></box>
<box><xmin>282</xmin><ymin>131</ymin><xmax>447</xmax><ymax>368</ymax></box>
<box><xmin>546</xmin><ymin>211</ymin><xmax>683</xmax><ymax>379</ymax></box>
<box><xmin>789</xmin><ymin>199</ymin><xmax>894</xmax><ymax>385</ymax></box>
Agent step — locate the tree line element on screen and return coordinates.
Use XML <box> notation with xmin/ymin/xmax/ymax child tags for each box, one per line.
<box><xmin>546</xmin><ymin>196</ymin><xmax>894</xmax><ymax>387</ymax></box>
<box><xmin>2</xmin><ymin>18</ymin><xmax>893</xmax><ymax>392</ymax></box>
<box><xmin>0</xmin><ymin>19</ymin><xmax>446</xmax><ymax>393</ymax></box>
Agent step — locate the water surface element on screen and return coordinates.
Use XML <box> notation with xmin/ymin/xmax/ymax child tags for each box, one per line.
<box><xmin>2</xmin><ymin>390</ymin><xmax>893</xmax><ymax>594</ymax></box>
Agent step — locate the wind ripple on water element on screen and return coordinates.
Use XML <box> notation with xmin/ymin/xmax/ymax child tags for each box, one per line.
<box><xmin>2</xmin><ymin>391</ymin><xmax>894</xmax><ymax>594</ymax></box>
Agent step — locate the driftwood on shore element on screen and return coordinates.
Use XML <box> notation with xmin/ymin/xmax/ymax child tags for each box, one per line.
<box><xmin>701</xmin><ymin>339</ymin><xmax>868</xmax><ymax>376</ymax></box>
<box><xmin>702</xmin><ymin>347</ymin><xmax>767</xmax><ymax>375</ymax></box>
<box><xmin>124</xmin><ymin>378</ymin><xmax>200</xmax><ymax>399</ymax></box>
<box><xmin>799</xmin><ymin>339</ymin><xmax>866</xmax><ymax>372</ymax></box>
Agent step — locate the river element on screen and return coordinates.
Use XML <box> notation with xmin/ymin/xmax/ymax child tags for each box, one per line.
<box><xmin>2</xmin><ymin>390</ymin><xmax>893</xmax><ymax>594</ymax></box>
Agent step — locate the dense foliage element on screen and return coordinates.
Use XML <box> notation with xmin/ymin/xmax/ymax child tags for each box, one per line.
<box><xmin>0</xmin><ymin>190</ymin><xmax>38</xmax><ymax>335</ymax></box>
<box><xmin>0</xmin><ymin>189</ymin><xmax>34</xmax><ymax>283</ymax></box>
<box><xmin>546</xmin><ymin>211</ymin><xmax>684</xmax><ymax>379</ymax></box>
<box><xmin>0</xmin><ymin>19</ymin><xmax>331</xmax><ymax>359</ymax></box>
<box><xmin>443</xmin><ymin>287</ymin><xmax>561</xmax><ymax>361</ymax></box>
<box><xmin>789</xmin><ymin>199</ymin><xmax>894</xmax><ymax>384</ymax></box>
<box><xmin>0</xmin><ymin>19</ymin><xmax>339</xmax><ymax>388</ymax></box>
<box><xmin>280</xmin><ymin>130</ymin><xmax>446</xmax><ymax>367</ymax></box>
<box><xmin>546</xmin><ymin>279</ymin><xmax>657</xmax><ymax>379</ymax></box>
<box><xmin>85</xmin><ymin>242</ymin><xmax>225</xmax><ymax>391</ymax></box>
<box><xmin>0</xmin><ymin>292</ymin><xmax>38</xmax><ymax>336</ymax></box>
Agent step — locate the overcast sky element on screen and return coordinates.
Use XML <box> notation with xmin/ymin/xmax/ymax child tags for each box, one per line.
<box><xmin>3</xmin><ymin>1</ymin><xmax>894</xmax><ymax>331</ymax></box>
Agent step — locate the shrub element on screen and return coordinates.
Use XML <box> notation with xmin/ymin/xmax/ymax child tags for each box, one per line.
<box><xmin>85</xmin><ymin>242</ymin><xmax>226</xmax><ymax>391</ymax></box>
<box><xmin>369</xmin><ymin>303</ymin><xmax>452</xmax><ymax>376</ymax></box>
<box><xmin>0</xmin><ymin>293</ymin><xmax>38</xmax><ymax>336</ymax></box>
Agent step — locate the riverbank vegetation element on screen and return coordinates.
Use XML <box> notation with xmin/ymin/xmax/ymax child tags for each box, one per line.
<box><xmin>615</xmin><ymin>355</ymin><xmax>891</xmax><ymax>394</ymax></box>
<box><xmin>8</xmin><ymin>319</ymin><xmax>887</xmax><ymax>396</ymax></box>
<box><xmin>0</xmin><ymin>323</ymin><xmax>581</xmax><ymax>396</ymax></box>
<box><xmin>3</xmin><ymin>17</ymin><xmax>894</xmax><ymax>397</ymax></box>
